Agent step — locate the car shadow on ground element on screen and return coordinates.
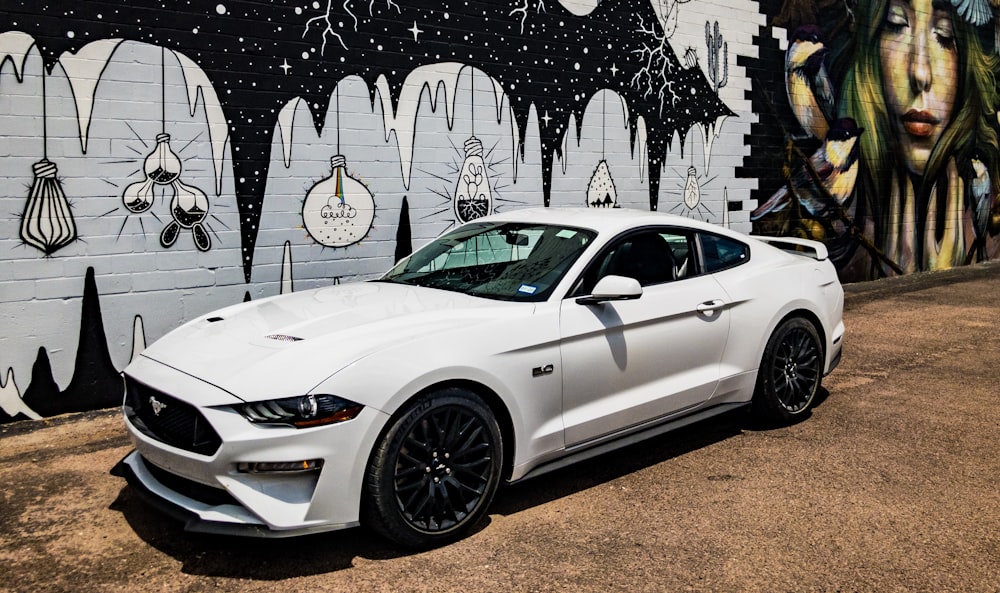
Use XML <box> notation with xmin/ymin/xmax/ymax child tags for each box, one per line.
<box><xmin>109</xmin><ymin>390</ymin><xmax>828</xmax><ymax>580</ymax></box>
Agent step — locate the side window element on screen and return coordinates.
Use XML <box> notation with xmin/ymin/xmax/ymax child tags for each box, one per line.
<box><xmin>573</xmin><ymin>229</ymin><xmax>694</xmax><ymax>295</ymax></box>
<box><xmin>662</xmin><ymin>231</ymin><xmax>694</xmax><ymax>279</ymax></box>
<box><xmin>700</xmin><ymin>233</ymin><xmax>749</xmax><ymax>273</ymax></box>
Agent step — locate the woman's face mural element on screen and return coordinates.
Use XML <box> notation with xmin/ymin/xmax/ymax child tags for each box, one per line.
<box><xmin>754</xmin><ymin>0</ymin><xmax>1000</xmax><ymax>281</ymax></box>
<box><xmin>879</xmin><ymin>0</ymin><xmax>958</xmax><ymax>175</ymax></box>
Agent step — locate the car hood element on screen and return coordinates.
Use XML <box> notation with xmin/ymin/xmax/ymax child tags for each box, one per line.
<box><xmin>138</xmin><ymin>281</ymin><xmax>526</xmax><ymax>402</ymax></box>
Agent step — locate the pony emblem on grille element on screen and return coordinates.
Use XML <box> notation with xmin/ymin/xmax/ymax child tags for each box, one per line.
<box><xmin>149</xmin><ymin>396</ymin><xmax>168</xmax><ymax>417</ymax></box>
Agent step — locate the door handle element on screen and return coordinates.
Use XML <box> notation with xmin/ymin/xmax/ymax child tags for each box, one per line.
<box><xmin>696</xmin><ymin>300</ymin><xmax>726</xmax><ymax>315</ymax></box>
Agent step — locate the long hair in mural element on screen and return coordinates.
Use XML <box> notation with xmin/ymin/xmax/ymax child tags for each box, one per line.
<box><xmin>752</xmin><ymin>0</ymin><xmax>1000</xmax><ymax>281</ymax></box>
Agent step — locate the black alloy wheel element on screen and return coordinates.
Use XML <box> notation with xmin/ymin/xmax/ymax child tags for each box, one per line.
<box><xmin>364</xmin><ymin>388</ymin><xmax>503</xmax><ymax>548</ymax></box>
<box><xmin>753</xmin><ymin>317</ymin><xmax>823</xmax><ymax>423</ymax></box>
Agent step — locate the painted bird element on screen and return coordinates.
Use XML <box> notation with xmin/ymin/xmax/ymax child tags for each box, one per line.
<box><xmin>752</xmin><ymin>117</ymin><xmax>864</xmax><ymax>221</ymax></box>
<box><xmin>949</xmin><ymin>0</ymin><xmax>993</xmax><ymax>26</ymax></box>
<box><xmin>963</xmin><ymin>154</ymin><xmax>993</xmax><ymax>260</ymax></box>
<box><xmin>785</xmin><ymin>25</ymin><xmax>836</xmax><ymax>140</ymax></box>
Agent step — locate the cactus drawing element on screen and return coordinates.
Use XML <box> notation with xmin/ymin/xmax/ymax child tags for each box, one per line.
<box><xmin>705</xmin><ymin>20</ymin><xmax>728</xmax><ymax>92</ymax></box>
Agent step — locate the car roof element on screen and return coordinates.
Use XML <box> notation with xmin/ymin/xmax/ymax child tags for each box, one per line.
<box><xmin>476</xmin><ymin>206</ymin><xmax>741</xmax><ymax>238</ymax></box>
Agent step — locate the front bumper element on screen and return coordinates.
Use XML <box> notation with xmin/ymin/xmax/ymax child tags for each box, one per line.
<box><xmin>112</xmin><ymin>451</ymin><xmax>332</xmax><ymax>537</ymax></box>
<box><xmin>114</xmin><ymin>361</ymin><xmax>390</xmax><ymax>537</ymax></box>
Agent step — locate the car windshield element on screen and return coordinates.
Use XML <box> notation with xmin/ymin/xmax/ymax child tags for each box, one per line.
<box><xmin>378</xmin><ymin>221</ymin><xmax>597</xmax><ymax>301</ymax></box>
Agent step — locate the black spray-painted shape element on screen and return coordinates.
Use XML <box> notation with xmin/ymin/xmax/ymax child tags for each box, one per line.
<box><xmin>20</xmin><ymin>347</ymin><xmax>63</xmax><ymax>417</ymax></box>
<box><xmin>395</xmin><ymin>196</ymin><xmax>413</xmax><ymax>264</ymax></box>
<box><xmin>2</xmin><ymin>0</ymin><xmax>732</xmax><ymax>281</ymax></box>
<box><xmin>20</xmin><ymin>267</ymin><xmax>124</xmax><ymax>417</ymax></box>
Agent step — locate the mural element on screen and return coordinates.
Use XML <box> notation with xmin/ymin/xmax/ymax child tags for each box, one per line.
<box><xmin>750</xmin><ymin>0</ymin><xmax>1000</xmax><ymax>280</ymax></box>
<box><xmin>21</xmin><ymin>0</ymin><xmax>987</xmax><ymax>422</ymax></box>
<box><xmin>4</xmin><ymin>0</ymin><xmax>997</xmax><ymax>422</ymax></box>
<box><xmin>1</xmin><ymin>0</ymin><xmax>754</xmax><ymax>422</ymax></box>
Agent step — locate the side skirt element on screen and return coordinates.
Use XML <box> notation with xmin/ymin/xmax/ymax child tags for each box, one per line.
<box><xmin>512</xmin><ymin>402</ymin><xmax>748</xmax><ymax>483</ymax></box>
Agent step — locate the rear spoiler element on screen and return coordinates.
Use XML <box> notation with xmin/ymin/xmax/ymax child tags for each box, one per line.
<box><xmin>750</xmin><ymin>236</ymin><xmax>829</xmax><ymax>261</ymax></box>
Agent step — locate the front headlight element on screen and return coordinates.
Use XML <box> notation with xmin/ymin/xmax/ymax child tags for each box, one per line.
<box><xmin>238</xmin><ymin>394</ymin><xmax>363</xmax><ymax>428</ymax></box>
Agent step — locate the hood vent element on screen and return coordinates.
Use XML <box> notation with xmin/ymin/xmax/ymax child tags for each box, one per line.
<box><xmin>265</xmin><ymin>334</ymin><xmax>304</xmax><ymax>342</ymax></box>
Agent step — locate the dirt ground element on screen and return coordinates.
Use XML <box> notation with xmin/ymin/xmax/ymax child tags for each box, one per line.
<box><xmin>2</xmin><ymin>263</ymin><xmax>999</xmax><ymax>593</ymax></box>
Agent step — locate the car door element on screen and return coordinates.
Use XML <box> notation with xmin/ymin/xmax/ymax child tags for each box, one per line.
<box><xmin>558</xmin><ymin>228</ymin><xmax>731</xmax><ymax>447</ymax></box>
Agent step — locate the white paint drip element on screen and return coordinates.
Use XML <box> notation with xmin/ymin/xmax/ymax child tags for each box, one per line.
<box><xmin>57</xmin><ymin>39</ymin><xmax>124</xmax><ymax>154</ymax></box>
<box><xmin>277</xmin><ymin>97</ymin><xmax>304</xmax><ymax>168</ymax></box>
<box><xmin>281</xmin><ymin>241</ymin><xmax>293</xmax><ymax>294</ymax></box>
<box><xmin>374</xmin><ymin>64</ymin><xmax>460</xmax><ymax>190</ymax></box>
<box><xmin>174</xmin><ymin>50</ymin><xmax>230</xmax><ymax>196</ymax></box>
<box><xmin>560</xmin><ymin>113</ymin><xmax>576</xmax><ymax>174</ymax></box>
<box><xmin>722</xmin><ymin>186</ymin><xmax>730</xmax><ymax>228</ymax></box>
<box><xmin>0</xmin><ymin>31</ymin><xmax>35</xmax><ymax>81</ymax></box>
<box><xmin>699</xmin><ymin>115</ymin><xmax>728</xmax><ymax>173</ymax></box>
<box><xmin>635</xmin><ymin>116</ymin><xmax>648</xmax><ymax>183</ymax></box>
<box><xmin>372</xmin><ymin>63</ymin><xmax>514</xmax><ymax>191</ymax></box>
<box><xmin>130</xmin><ymin>315</ymin><xmax>146</xmax><ymax>363</ymax></box>
<box><xmin>0</xmin><ymin>368</ymin><xmax>41</xmax><ymax>420</ymax></box>
<box><xmin>509</xmin><ymin>102</ymin><xmax>520</xmax><ymax>182</ymax></box>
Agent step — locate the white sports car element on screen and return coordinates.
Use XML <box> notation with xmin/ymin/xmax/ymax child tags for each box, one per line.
<box><xmin>113</xmin><ymin>207</ymin><xmax>844</xmax><ymax>548</ymax></box>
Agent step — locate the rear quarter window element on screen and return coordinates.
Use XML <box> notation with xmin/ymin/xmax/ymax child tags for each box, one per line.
<box><xmin>701</xmin><ymin>233</ymin><xmax>749</xmax><ymax>273</ymax></box>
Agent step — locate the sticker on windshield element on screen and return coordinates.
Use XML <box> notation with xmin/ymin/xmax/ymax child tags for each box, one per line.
<box><xmin>556</xmin><ymin>229</ymin><xmax>578</xmax><ymax>239</ymax></box>
<box><xmin>517</xmin><ymin>284</ymin><xmax>538</xmax><ymax>294</ymax></box>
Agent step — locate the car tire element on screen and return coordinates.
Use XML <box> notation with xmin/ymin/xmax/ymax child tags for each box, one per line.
<box><xmin>363</xmin><ymin>388</ymin><xmax>503</xmax><ymax>548</ymax></box>
<box><xmin>752</xmin><ymin>317</ymin><xmax>824</xmax><ymax>424</ymax></box>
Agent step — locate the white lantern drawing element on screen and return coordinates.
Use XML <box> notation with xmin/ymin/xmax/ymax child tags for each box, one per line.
<box><xmin>453</xmin><ymin>136</ymin><xmax>493</xmax><ymax>223</ymax></box>
<box><xmin>302</xmin><ymin>155</ymin><xmax>376</xmax><ymax>247</ymax></box>
<box><xmin>121</xmin><ymin>49</ymin><xmax>212</xmax><ymax>251</ymax></box>
<box><xmin>21</xmin><ymin>159</ymin><xmax>77</xmax><ymax>254</ymax></box>
<box><xmin>683</xmin><ymin>165</ymin><xmax>701</xmax><ymax>209</ymax></box>
<box><xmin>19</xmin><ymin>69</ymin><xmax>78</xmax><ymax>255</ymax></box>
<box><xmin>586</xmin><ymin>91</ymin><xmax>619</xmax><ymax>208</ymax></box>
<box><xmin>587</xmin><ymin>159</ymin><xmax>618</xmax><ymax>208</ymax></box>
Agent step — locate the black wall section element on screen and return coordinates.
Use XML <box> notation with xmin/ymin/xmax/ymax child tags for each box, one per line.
<box><xmin>19</xmin><ymin>268</ymin><xmax>124</xmax><ymax>418</ymax></box>
<box><xmin>20</xmin><ymin>348</ymin><xmax>62</xmax><ymax>417</ymax></box>
<box><xmin>395</xmin><ymin>196</ymin><xmax>412</xmax><ymax>264</ymax></box>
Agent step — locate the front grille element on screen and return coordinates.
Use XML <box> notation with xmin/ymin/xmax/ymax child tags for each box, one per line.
<box><xmin>124</xmin><ymin>375</ymin><xmax>222</xmax><ymax>456</ymax></box>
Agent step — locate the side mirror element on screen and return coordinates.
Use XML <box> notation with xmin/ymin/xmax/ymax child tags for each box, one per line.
<box><xmin>575</xmin><ymin>275</ymin><xmax>643</xmax><ymax>305</ymax></box>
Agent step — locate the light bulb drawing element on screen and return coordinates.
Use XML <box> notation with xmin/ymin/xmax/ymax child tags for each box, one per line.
<box><xmin>21</xmin><ymin>159</ymin><xmax>78</xmax><ymax>255</ymax></box>
<box><xmin>587</xmin><ymin>91</ymin><xmax>619</xmax><ymax>208</ymax></box>
<box><xmin>146</xmin><ymin>132</ymin><xmax>182</xmax><ymax>184</ymax></box>
<box><xmin>683</xmin><ymin>165</ymin><xmax>700</xmax><ymax>208</ymax></box>
<box><xmin>302</xmin><ymin>155</ymin><xmax>376</xmax><ymax>247</ymax></box>
<box><xmin>160</xmin><ymin>178</ymin><xmax>212</xmax><ymax>251</ymax></box>
<box><xmin>121</xmin><ymin>176</ymin><xmax>156</xmax><ymax>214</ymax></box>
<box><xmin>120</xmin><ymin>48</ymin><xmax>213</xmax><ymax>250</ymax></box>
<box><xmin>668</xmin><ymin>162</ymin><xmax>716</xmax><ymax>221</ymax></box>
<box><xmin>587</xmin><ymin>160</ymin><xmax>618</xmax><ymax>208</ymax></box>
<box><xmin>452</xmin><ymin>71</ymin><xmax>494</xmax><ymax>224</ymax></box>
<box><xmin>454</xmin><ymin>136</ymin><xmax>494</xmax><ymax>223</ymax></box>
<box><xmin>20</xmin><ymin>67</ymin><xmax>78</xmax><ymax>255</ymax></box>
<box><xmin>123</xmin><ymin>133</ymin><xmax>181</xmax><ymax>213</ymax></box>
<box><xmin>300</xmin><ymin>85</ymin><xmax>376</xmax><ymax>248</ymax></box>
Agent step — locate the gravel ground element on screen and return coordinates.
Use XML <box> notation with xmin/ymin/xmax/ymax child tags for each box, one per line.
<box><xmin>1</xmin><ymin>263</ymin><xmax>998</xmax><ymax>593</ymax></box>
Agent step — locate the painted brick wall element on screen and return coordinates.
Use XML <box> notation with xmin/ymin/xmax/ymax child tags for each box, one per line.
<box><xmin>3</xmin><ymin>0</ymin><xmax>998</xmax><ymax>420</ymax></box>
